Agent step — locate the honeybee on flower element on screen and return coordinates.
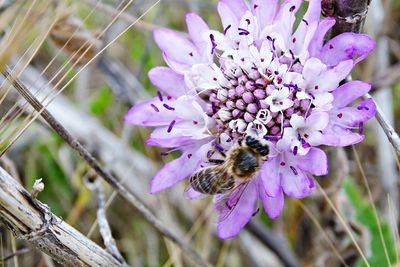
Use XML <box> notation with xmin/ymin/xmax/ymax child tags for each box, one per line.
<box><xmin>125</xmin><ymin>0</ymin><xmax>376</xmax><ymax>239</ymax></box>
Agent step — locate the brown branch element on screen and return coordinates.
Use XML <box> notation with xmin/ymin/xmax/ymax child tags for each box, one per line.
<box><xmin>323</xmin><ymin>0</ymin><xmax>371</xmax><ymax>38</ymax></box>
<box><xmin>2</xmin><ymin>67</ymin><xmax>212</xmax><ymax>267</ymax></box>
<box><xmin>324</xmin><ymin>0</ymin><xmax>400</xmax><ymax>155</ymax></box>
<box><xmin>0</xmin><ymin>166</ymin><xmax>124</xmax><ymax>266</ymax></box>
<box><xmin>246</xmin><ymin>220</ymin><xmax>300</xmax><ymax>267</ymax></box>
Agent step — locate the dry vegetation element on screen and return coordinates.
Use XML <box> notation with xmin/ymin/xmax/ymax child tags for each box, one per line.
<box><xmin>0</xmin><ymin>0</ymin><xmax>399</xmax><ymax>266</ymax></box>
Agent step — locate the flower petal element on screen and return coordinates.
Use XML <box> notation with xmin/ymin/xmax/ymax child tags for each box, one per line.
<box><xmin>332</xmin><ymin>81</ymin><xmax>372</xmax><ymax>108</ymax></box>
<box><xmin>150</xmin><ymin>142</ymin><xmax>210</xmax><ymax>193</ymax></box>
<box><xmin>335</xmin><ymin>99</ymin><xmax>376</xmax><ymax>125</ymax></box>
<box><xmin>258</xmin><ymin>178</ymin><xmax>284</xmax><ymax>219</ymax></box>
<box><xmin>313</xmin><ymin>59</ymin><xmax>354</xmax><ymax>91</ymax></box>
<box><xmin>153</xmin><ymin>28</ymin><xmax>200</xmax><ymax>66</ymax></box>
<box><xmin>307</xmin><ymin>111</ymin><xmax>329</xmax><ymax>131</ymax></box>
<box><xmin>321</xmin><ymin>124</ymin><xmax>364</xmax><ymax>146</ymax></box>
<box><xmin>250</xmin><ymin>0</ymin><xmax>278</xmax><ymax>30</ymax></box>
<box><xmin>260</xmin><ymin>157</ymin><xmax>281</xmax><ymax>197</ymax></box>
<box><xmin>220</xmin><ymin>0</ymin><xmax>248</xmax><ymax>20</ymax></box>
<box><xmin>217</xmin><ymin>2</ymin><xmax>240</xmax><ymax>31</ymax></box>
<box><xmin>148</xmin><ymin>121</ymin><xmax>210</xmax><ymax>148</ymax></box>
<box><xmin>320</xmin><ymin>33</ymin><xmax>376</xmax><ymax>66</ymax></box>
<box><xmin>216</xmin><ymin>181</ymin><xmax>258</xmax><ymax>239</ymax></box>
<box><xmin>162</xmin><ymin>53</ymin><xmax>190</xmax><ymax>74</ymax></box>
<box><xmin>186</xmin><ymin>13</ymin><xmax>210</xmax><ymax>52</ymax></box>
<box><xmin>281</xmin><ymin>166</ymin><xmax>314</xmax><ymax>198</ymax></box>
<box><xmin>296</xmin><ymin>147</ymin><xmax>328</xmax><ymax>176</ymax></box>
<box><xmin>309</xmin><ymin>18</ymin><xmax>336</xmax><ymax>57</ymax></box>
<box><xmin>185</xmin><ymin>186</ymin><xmax>205</xmax><ymax>200</ymax></box>
<box><xmin>148</xmin><ymin>67</ymin><xmax>186</xmax><ymax>98</ymax></box>
<box><xmin>124</xmin><ymin>97</ymin><xmax>176</xmax><ymax>126</ymax></box>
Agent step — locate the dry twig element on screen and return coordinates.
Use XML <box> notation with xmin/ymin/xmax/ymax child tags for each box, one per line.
<box><xmin>2</xmin><ymin>67</ymin><xmax>212</xmax><ymax>267</ymax></box>
<box><xmin>0</xmin><ymin>166</ymin><xmax>123</xmax><ymax>266</ymax></box>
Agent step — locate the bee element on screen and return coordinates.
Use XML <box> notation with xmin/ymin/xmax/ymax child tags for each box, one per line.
<box><xmin>189</xmin><ymin>135</ymin><xmax>269</xmax><ymax>195</ymax></box>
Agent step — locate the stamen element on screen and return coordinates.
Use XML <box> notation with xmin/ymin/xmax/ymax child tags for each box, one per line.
<box><xmin>210</xmin><ymin>34</ymin><xmax>217</xmax><ymax>54</ymax></box>
<box><xmin>246</xmin><ymin>19</ymin><xmax>251</xmax><ymax>25</ymax></box>
<box><xmin>157</xmin><ymin>91</ymin><xmax>163</xmax><ymax>101</ymax></box>
<box><xmin>289</xmin><ymin>49</ymin><xmax>295</xmax><ymax>60</ymax></box>
<box><xmin>150</xmin><ymin>104</ymin><xmax>160</xmax><ymax>112</ymax></box>
<box><xmin>238</xmin><ymin>28</ymin><xmax>250</xmax><ymax>35</ymax></box>
<box><xmin>302</xmin><ymin>19</ymin><xmax>309</xmax><ymax>25</ymax></box>
<box><xmin>167</xmin><ymin>120</ymin><xmax>176</xmax><ymax>133</ymax></box>
<box><xmin>358</xmin><ymin>122</ymin><xmax>364</xmax><ymax>134</ymax></box>
<box><xmin>163</xmin><ymin>103</ymin><xmax>175</xmax><ymax>111</ymax></box>
<box><xmin>187</xmin><ymin>153</ymin><xmax>193</xmax><ymax>159</ymax></box>
<box><xmin>289</xmin><ymin>5</ymin><xmax>296</xmax><ymax>12</ymax></box>
<box><xmin>252</xmin><ymin>207</ymin><xmax>260</xmax><ymax>217</ymax></box>
<box><xmin>224</xmin><ymin>25</ymin><xmax>231</xmax><ymax>35</ymax></box>
<box><xmin>293</xmin><ymin>146</ymin><xmax>298</xmax><ymax>155</ymax></box>
<box><xmin>290</xmin><ymin>166</ymin><xmax>298</xmax><ymax>175</ymax></box>
<box><xmin>160</xmin><ymin>152</ymin><xmax>169</xmax><ymax>156</ymax></box>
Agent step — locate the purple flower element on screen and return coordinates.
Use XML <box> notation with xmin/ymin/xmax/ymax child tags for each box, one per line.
<box><xmin>125</xmin><ymin>0</ymin><xmax>376</xmax><ymax>239</ymax></box>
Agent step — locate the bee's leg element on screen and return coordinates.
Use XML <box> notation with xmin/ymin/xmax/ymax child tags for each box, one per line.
<box><xmin>218</xmin><ymin>150</ymin><xmax>227</xmax><ymax>158</ymax></box>
<box><xmin>208</xmin><ymin>159</ymin><xmax>225</xmax><ymax>164</ymax></box>
<box><xmin>207</xmin><ymin>149</ymin><xmax>225</xmax><ymax>164</ymax></box>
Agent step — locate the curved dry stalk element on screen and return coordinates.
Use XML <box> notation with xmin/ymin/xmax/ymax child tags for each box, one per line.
<box><xmin>0</xmin><ymin>166</ymin><xmax>124</xmax><ymax>266</ymax></box>
<box><xmin>2</xmin><ymin>67</ymin><xmax>212</xmax><ymax>267</ymax></box>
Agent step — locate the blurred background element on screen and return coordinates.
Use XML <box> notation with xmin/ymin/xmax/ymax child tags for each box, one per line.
<box><xmin>0</xmin><ymin>0</ymin><xmax>399</xmax><ymax>266</ymax></box>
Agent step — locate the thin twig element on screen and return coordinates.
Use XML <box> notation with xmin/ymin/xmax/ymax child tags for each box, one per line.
<box><xmin>326</xmin><ymin>0</ymin><xmax>400</xmax><ymax>156</ymax></box>
<box><xmin>0</xmin><ymin>248</ymin><xmax>30</xmax><ymax>262</ymax></box>
<box><xmin>364</xmin><ymin>93</ymin><xmax>400</xmax><ymax>154</ymax></box>
<box><xmin>88</xmin><ymin>178</ymin><xmax>127</xmax><ymax>264</ymax></box>
<box><xmin>246</xmin><ymin>220</ymin><xmax>300</xmax><ymax>267</ymax></box>
<box><xmin>82</xmin><ymin>0</ymin><xmax>157</xmax><ymax>31</ymax></box>
<box><xmin>0</xmin><ymin>166</ymin><xmax>123</xmax><ymax>266</ymax></box>
<box><xmin>2</xmin><ymin>67</ymin><xmax>212</xmax><ymax>267</ymax></box>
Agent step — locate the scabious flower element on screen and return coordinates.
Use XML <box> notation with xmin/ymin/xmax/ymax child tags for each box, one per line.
<box><xmin>125</xmin><ymin>0</ymin><xmax>376</xmax><ymax>239</ymax></box>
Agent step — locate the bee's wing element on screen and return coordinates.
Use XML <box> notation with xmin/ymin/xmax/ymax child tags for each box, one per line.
<box><xmin>184</xmin><ymin>184</ymin><xmax>206</xmax><ymax>200</ymax></box>
<box><xmin>188</xmin><ymin>166</ymin><xmax>233</xmax><ymax>195</ymax></box>
<box><xmin>214</xmin><ymin>181</ymin><xmax>250</xmax><ymax>222</ymax></box>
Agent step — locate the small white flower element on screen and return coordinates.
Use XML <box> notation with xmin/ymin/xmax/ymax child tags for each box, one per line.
<box><xmin>290</xmin><ymin>112</ymin><xmax>329</xmax><ymax>146</ymax></box>
<box><xmin>256</xmin><ymin>109</ymin><xmax>272</xmax><ymax>125</ymax></box>
<box><xmin>265</xmin><ymin>87</ymin><xmax>294</xmax><ymax>112</ymax></box>
<box><xmin>246</xmin><ymin>119</ymin><xmax>268</xmax><ymax>137</ymax></box>
<box><xmin>229</xmin><ymin>119</ymin><xmax>247</xmax><ymax>133</ymax></box>
<box><xmin>218</xmin><ymin>107</ymin><xmax>232</xmax><ymax>121</ymax></box>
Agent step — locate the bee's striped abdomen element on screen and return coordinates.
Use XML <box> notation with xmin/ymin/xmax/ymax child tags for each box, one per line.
<box><xmin>189</xmin><ymin>166</ymin><xmax>235</xmax><ymax>195</ymax></box>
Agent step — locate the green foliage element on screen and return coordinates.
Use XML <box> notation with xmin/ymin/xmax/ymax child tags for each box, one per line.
<box><xmin>89</xmin><ymin>86</ymin><xmax>113</xmax><ymax>115</ymax></box>
<box><xmin>344</xmin><ymin>179</ymin><xmax>397</xmax><ymax>267</ymax></box>
<box><xmin>25</xmin><ymin>133</ymin><xmax>74</xmax><ymax>216</ymax></box>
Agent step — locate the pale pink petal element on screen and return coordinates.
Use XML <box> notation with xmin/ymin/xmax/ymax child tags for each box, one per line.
<box><xmin>216</xmin><ymin>181</ymin><xmax>258</xmax><ymax>239</ymax></box>
<box><xmin>308</xmin><ymin>18</ymin><xmax>336</xmax><ymax>57</ymax></box>
<box><xmin>124</xmin><ymin>97</ymin><xmax>176</xmax><ymax>126</ymax></box>
<box><xmin>259</xmin><ymin>157</ymin><xmax>281</xmax><ymax>197</ymax></box>
<box><xmin>296</xmin><ymin>148</ymin><xmax>328</xmax><ymax>176</ymax></box>
<box><xmin>258</xmin><ymin>179</ymin><xmax>284</xmax><ymax>219</ymax></box>
<box><xmin>250</xmin><ymin>0</ymin><xmax>278</xmax><ymax>30</ymax></box>
<box><xmin>220</xmin><ymin>0</ymin><xmax>248</xmax><ymax>19</ymax></box>
<box><xmin>186</xmin><ymin>13</ymin><xmax>209</xmax><ymax>52</ymax></box>
<box><xmin>320</xmin><ymin>33</ymin><xmax>376</xmax><ymax>66</ymax></box>
<box><xmin>148</xmin><ymin>67</ymin><xmax>186</xmax><ymax>98</ymax></box>
<box><xmin>150</xmin><ymin>142</ymin><xmax>211</xmax><ymax>193</ymax></box>
<box><xmin>154</xmin><ymin>28</ymin><xmax>200</xmax><ymax>66</ymax></box>
<box><xmin>281</xmin><ymin>166</ymin><xmax>314</xmax><ymax>198</ymax></box>
<box><xmin>332</xmin><ymin>81</ymin><xmax>372</xmax><ymax>108</ymax></box>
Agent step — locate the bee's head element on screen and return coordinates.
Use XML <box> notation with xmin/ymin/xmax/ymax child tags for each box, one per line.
<box><xmin>244</xmin><ymin>136</ymin><xmax>269</xmax><ymax>157</ymax></box>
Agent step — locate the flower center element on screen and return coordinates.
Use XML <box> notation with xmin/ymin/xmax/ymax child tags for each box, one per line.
<box><xmin>206</xmin><ymin>59</ymin><xmax>310</xmax><ymax>141</ymax></box>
